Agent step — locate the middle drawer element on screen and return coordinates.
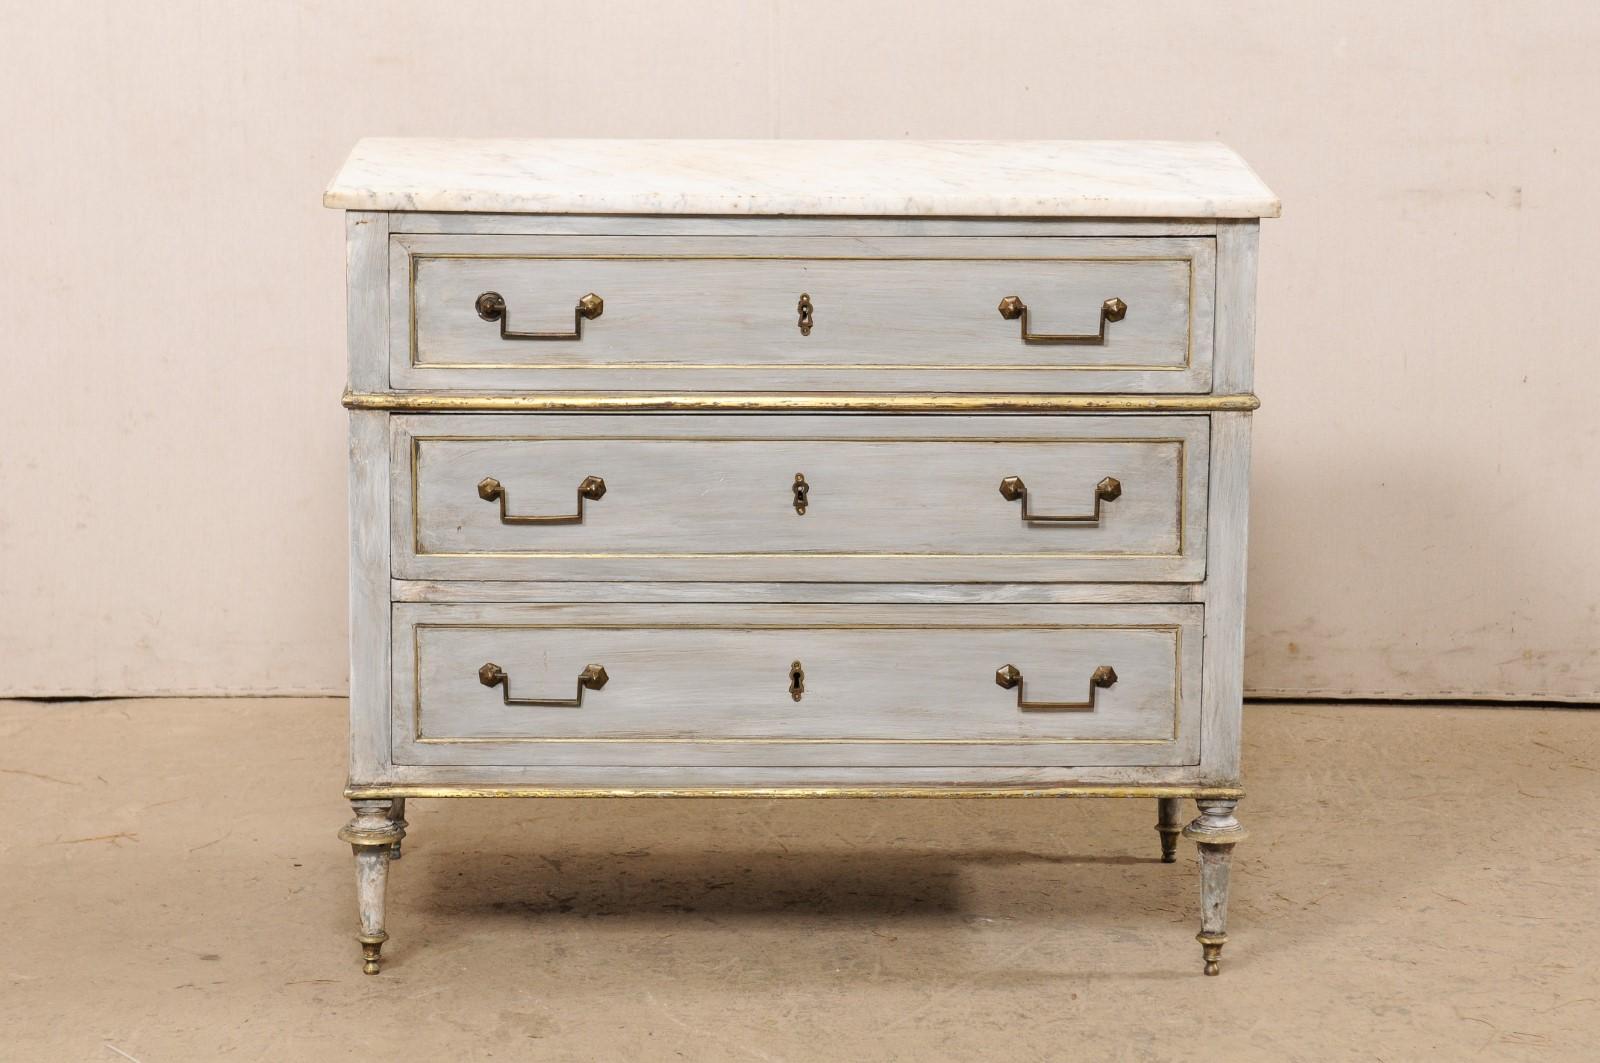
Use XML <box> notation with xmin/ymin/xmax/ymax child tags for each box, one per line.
<box><xmin>392</xmin><ymin>414</ymin><xmax>1208</xmax><ymax>583</ymax></box>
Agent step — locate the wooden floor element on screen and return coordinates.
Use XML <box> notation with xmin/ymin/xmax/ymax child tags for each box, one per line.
<box><xmin>1</xmin><ymin>698</ymin><xmax>1596</xmax><ymax>1061</ymax></box>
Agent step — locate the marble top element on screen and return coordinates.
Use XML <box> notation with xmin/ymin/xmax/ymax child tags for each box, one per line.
<box><xmin>324</xmin><ymin>139</ymin><xmax>1278</xmax><ymax>219</ymax></box>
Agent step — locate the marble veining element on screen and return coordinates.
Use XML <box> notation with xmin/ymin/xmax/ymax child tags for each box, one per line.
<box><xmin>324</xmin><ymin>139</ymin><xmax>1279</xmax><ymax>218</ymax></box>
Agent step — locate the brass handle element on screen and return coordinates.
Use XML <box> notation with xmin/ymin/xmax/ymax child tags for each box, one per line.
<box><xmin>995</xmin><ymin>664</ymin><xmax>1117</xmax><ymax>712</ymax></box>
<box><xmin>478</xmin><ymin>475</ymin><xmax>606</xmax><ymax>525</ymax></box>
<box><xmin>792</xmin><ymin>473</ymin><xmax>810</xmax><ymax>515</ymax></box>
<box><xmin>999</xmin><ymin>476</ymin><xmax>1121</xmax><ymax>525</ymax></box>
<box><xmin>475</xmin><ymin>291</ymin><xmax>603</xmax><ymax>340</ymax></box>
<box><xmin>998</xmin><ymin>295</ymin><xmax>1126</xmax><ymax>345</ymax></box>
<box><xmin>479</xmin><ymin>662</ymin><xmax>608</xmax><ymax>707</ymax></box>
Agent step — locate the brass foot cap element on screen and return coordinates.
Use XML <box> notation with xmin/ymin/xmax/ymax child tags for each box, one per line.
<box><xmin>358</xmin><ymin>933</ymin><xmax>387</xmax><ymax>975</ymax></box>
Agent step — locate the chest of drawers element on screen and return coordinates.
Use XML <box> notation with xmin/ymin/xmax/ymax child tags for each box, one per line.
<box><xmin>327</xmin><ymin>139</ymin><xmax>1277</xmax><ymax>977</ymax></box>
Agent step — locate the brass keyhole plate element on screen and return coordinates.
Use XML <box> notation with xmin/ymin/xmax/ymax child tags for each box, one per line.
<box><xmin>792</xmin><ymin>472</ymin><xmax>810</xmax><ymax>515</ymax></box>
<box><xmin>789</xmin><ymin>660</ymin><xmax>805</xmax><ymax>701</ymax></box>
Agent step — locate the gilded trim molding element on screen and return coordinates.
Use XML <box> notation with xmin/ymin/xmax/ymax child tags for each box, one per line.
<box><xmin>343</xmin><ymin>390</ymin><xmax>1260</xmax><ymax>413</ymax></box>
<box><xmin>344</xmin><ymin>784</ymin><xmax>1245</xmax><ymax>800</ymax></box>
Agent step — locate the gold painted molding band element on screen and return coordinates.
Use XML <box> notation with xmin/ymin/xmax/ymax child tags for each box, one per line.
<box><xmin>343</xmin><ymin>391</ymin><xmax>1260</xmax><ymax>413</ymax></box>
<box><xmin>344</xmin><ymin>784</ymin><xmax>1245</xmax><ymax>800</ymax></box>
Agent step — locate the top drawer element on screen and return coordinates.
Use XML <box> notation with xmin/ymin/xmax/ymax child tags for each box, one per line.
<box><xmin>388</xmin><ymin>235</ymin><xmax>1215</xmax><ymax>394</ymax></box>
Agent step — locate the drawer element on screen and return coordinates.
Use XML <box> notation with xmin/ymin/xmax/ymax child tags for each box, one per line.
<box><xmin>388</xmin><ymin>235</ymin><xmax>1215</xmax><ymax>393</ymax></box>
<box><xmin>391</xmin><ymin>414</ymin><xmax>1209</xmax><ymax>583</ymax></box>
<box><xmin>391</xmin><ymin>603</ymin><xmax>1203</xmax><ymax>767</ymax></box>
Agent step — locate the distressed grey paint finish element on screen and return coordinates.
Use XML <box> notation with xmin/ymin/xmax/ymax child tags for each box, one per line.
<box><xmin>389</xmin><ymin>234</ymin><xmax>1215</xmax><ymax>394</ymax></box>
<box><xmin>339</xmin><ymin>152</ymin><xmax>1267</xmax><ymax>975</ymax></box>
<box><xmin>1198</xmin><ymin>220</ymin><xmax>1256</xmax><ymax>779</ymax></box>
<box><xmin>338</xmin><ymin>799</ymin><xmax>403</xmax><ymax>974</ymax></box>
<box><xmin>390</xmin><ymin>601</ymin><xmax>1203</xmax><ymax>767</ymax></box>
<box><xmin>390</xmin><ymin>413</ymin><xmax>1210</xmax><ymax>584</ymax></box>
<box><xmin>1183</xmin><ymin>798</ymin><xmax>1247</xmax><ymax>975</ymax></box>
<box><xmin>1157</xmin><ymin>796</ymin><xmax>1184</xmax><ymax>862</ymax></box>
<box><xmin>346</xmin><ymin>213</ymin><xmax>393</xmax><ymax>782</ymax></box>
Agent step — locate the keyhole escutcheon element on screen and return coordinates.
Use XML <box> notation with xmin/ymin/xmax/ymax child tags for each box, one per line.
<box><xmin>789</xmin><ymin>660</ymin><xmax>806</xmax><ymax>702</ymax></box>
<box><xmin>792</xmin><ymin>472</ymin><xmax>810</xmax><ymax>515</ymax></box>
<box><xmin>797</xmin><ymin>293</ymin><xmax>814</xmax><ymax>336</ymax></box>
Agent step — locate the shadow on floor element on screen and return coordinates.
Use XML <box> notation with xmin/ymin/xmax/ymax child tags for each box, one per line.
<box><xmin>412</xmin><ymin>845</ymin><xmax>1175</xmax><ymax>921</ymax></box>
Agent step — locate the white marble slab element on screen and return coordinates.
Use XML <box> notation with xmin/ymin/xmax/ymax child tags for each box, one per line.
<box><xmin>324</xmin><ymin>139</ymin><xmax>1279</xmax><ymax>219</ymax></box>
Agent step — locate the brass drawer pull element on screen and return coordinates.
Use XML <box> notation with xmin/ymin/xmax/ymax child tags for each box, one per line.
<box><xmin>475</xmin><ymin>291</ymin><xmax>603</xmax><ymax>340</ymax></box>
<box><xmin>999</xmin><ymin>475</ymin><xmax>1121</xmax><ymax>525</ymax></box>
<box><xmin>998</xmin><ymin>295</ymin><xmax>1126</xmax><ymax>345</ymax></box>
<box><xmin>478</xmin><ymin>475</ymin><xmax>606</xmax><ymax>525</ymax></box>
<box><xmin>995</xmin><ymin>664</ymin><xmax>1117</xmax><ymax>712</ymax></box>
<box><xmin>478</xmin><ymin>662</ymin><xmax>608</xmax><ymax>707</ymax></box>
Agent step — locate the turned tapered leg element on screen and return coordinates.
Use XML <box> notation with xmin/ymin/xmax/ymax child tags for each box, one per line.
<box><xmin>387</xmin><ymin>797</ymin><xmax>408</xmax><ymax>860</ymax></box>
<box><xmin>1156</xmin><ymin>797</ymin><xmax>1183</xmax><ymax>863</ymax></box>
<box><xmin>1182</xmin><ymin>799</ymin><xmax>1246</xmax><ymax>976</ymax></box>
<box><xmin>338</xmin><ymin>800</ymin><xmax>405</xmax><ymax>974</ymax></box>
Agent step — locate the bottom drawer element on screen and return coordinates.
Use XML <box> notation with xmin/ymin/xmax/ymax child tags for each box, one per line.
<box><xmin>392</xmin><ymin>602</ymin><xmax>1202</xmax><ymax>768</ymax></box>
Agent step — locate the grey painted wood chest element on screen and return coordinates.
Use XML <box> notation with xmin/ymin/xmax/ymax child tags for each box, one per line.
<box><xmin>326</xmin><ymin>138</ymin><xmax>1278</xmax><ymax>976</ymax></box>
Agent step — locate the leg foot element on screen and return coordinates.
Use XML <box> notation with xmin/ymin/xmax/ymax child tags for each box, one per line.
<box><xmin>1156</xmin><ymin>797</ymin><xmax>1183</xmax><ymax>863</ymax></box>
<box><xmin>1182</xmin><ymin>799</ymin><xmax>1245</xmax><ymax>976</ymax></box>
<box><xmin>388</xmin><ymin>797</ymin><xmax>408</xmax><ymax>860</ymax></box>
<box><xmin>359</xmin><ymin>932</ymin><xmax>388</xmax><ymax>976</ymax></box>
<box><xmin>339</xmin><ymin>800</ymin><xmax>404</xmax><ymax>975</ymax></box>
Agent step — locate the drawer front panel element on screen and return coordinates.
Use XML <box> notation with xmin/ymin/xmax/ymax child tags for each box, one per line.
<box><xmin>392</xmin><ymin>414</ymin><xmax>1209</xmax><ymax>583</ymax></box>
<box><xmin>389</xmin><ymin>235</ymin><xmax>1214</xmax><ymax>393</ymax></box>
<box><xmin>392</xmin><ymin>603</ymin><xmax>1203</xmax><ymax>767</ymax></box>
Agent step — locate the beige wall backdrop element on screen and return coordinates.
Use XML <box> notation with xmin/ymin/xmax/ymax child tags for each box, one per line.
<box><xmin>4</xmin><ymin>1</ymin><xmax>1597</xmax><ymax>699</ymax></box>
